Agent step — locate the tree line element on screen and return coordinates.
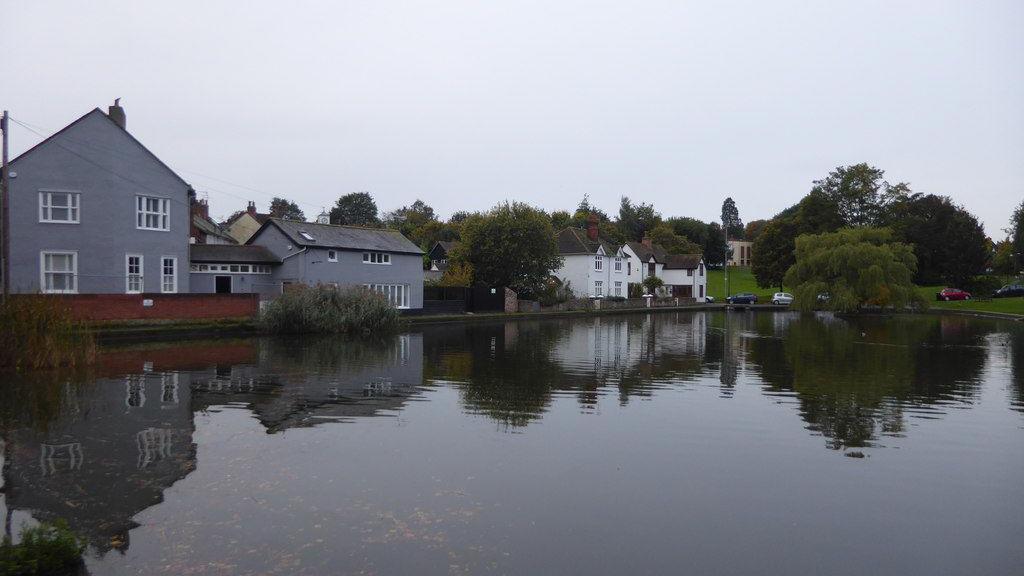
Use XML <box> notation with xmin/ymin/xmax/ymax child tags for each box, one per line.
<box><xmin>248</xmin><ymin>191</ymin><xmax>754</xmax><ymax>297</ymax></box>
<box><xmin>751</xmin><ymin>163</ymin><xmax>1024</xmax><ymax>292</ymax></box>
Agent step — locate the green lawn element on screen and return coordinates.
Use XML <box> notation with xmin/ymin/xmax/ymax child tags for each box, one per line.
<box><xmin>707</xmin><ymin>266</ymin><xmax>779</xmax><ymax>301</ymax></box>
<box><xmin>917</xmin><ymin>285</ymin><xmax>1024</xmax><ymax>316</ymax></box>
<box><xmin>707</xmin><ymin>268</ymin><xmax>1024</xmax><ymax>316</ymax></box>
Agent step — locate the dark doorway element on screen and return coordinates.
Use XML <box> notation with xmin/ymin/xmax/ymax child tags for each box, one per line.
<box><xmin>215</xmin><ymin>276</ymin><xmax>232</xmax><ymax>294</ymax></box>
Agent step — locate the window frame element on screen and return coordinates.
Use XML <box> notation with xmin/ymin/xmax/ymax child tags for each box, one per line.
<box><xmin>364</xmin><ymin>283</ymin><xmax>410</xmax><ymax>308</ymax></box>
<box><xmin>362</xmin><ymin>252</ymin><xmax>392</xmax><ymax>265</ymax></box>
<box><xmin>594</xmin><ymin>255</ymin><xmax>603</xmax><ymax>271</ymax></box>
<box><xmin>38</xmin><ymin>190</ymin><xmax>81</xmax><ymax>224</ymax></box>
<box><xmin>40</xmin><ymin>250</ymin><xmax>78</xmax><ymax>294</ymax></box>
<box><xmin>614</xmin><ymin>257</ymin><xmax>622</xmax><ymax>272</ymax></box>
<box><xmin>136</xmin><ymin>195</ymin><xmax>171</xmax><ymax>231</ymax></box>
<box><xmin>161</xmin><ymin>256</ymin><xmax>177</xmax><ymax>294</ymax></box>
<box><xmin>126</xmin><ymin>254</ymin><xmax>144</xmax><ymax>294</ymax></box>
<box><xmin>614</xmin><ymin>281</ymin><xmax>622</xmax><ymax>296</ymax></box>
<box><xmin>327</xmin><ymin>250</ymin><xmax>338</xmax><ymax>262</ymax></box>
<box><xmin>594</xmin><ymin>280</ymin><xmax>604</xmax><ymax>297</ymax></box>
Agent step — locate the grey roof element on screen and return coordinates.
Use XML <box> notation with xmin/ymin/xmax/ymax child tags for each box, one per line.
<box><xmin>192</xmin><ymin>214</ymin><xmax>237</xmax><ymax>243</ymax></box>
<box><xmin>555</xmin><ymin>228</ymin><xmax>619</xmax><ymax>255</ymax></box>
<box><xmin>664</xmin><ymin>254</ymin><xmax>703</xmax><ymax>269</ymax></box>
<box><xmin>259</xmin><ymin>218</ymin><xmax>423</xmax><ymax>254</ymax></box>
<box><xmin>190</xmin><ymin>244</ymin><xmax>281</xmax><ymax>264</ymax></box>
<box><xmin>626</xmin><ymin>241</ymin><xmax>669</xmax><ymax>263</ymax></box>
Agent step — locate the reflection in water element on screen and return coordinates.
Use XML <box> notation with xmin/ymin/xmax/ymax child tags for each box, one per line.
<box><xmin>0</xmin><ymin>312</ymin><xmax>1021</xmax><ymax>575</ymax></box>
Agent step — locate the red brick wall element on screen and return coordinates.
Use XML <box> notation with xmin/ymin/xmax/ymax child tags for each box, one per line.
<box><xmin>33</xmin><ymin>294</ymin><xmax>259</xmax><ymax>322</ymax></box>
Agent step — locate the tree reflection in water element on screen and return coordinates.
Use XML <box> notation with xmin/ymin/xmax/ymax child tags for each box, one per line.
<box><xmin>746</xmin><ymin>313</ymin><xmax>990</xmax><ymax>449</ymax></box>
<box><xmin>0</xmin><ymin>312</ymin><xmax>1020</xmax><ymax>567</ymax></box>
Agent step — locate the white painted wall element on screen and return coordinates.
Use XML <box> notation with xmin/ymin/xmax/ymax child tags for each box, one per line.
<box><xmin>553</xmin><ymin>250</ymin><xmax>629</xmax><ymax>298</ymax></box>
<box><xmin>662</xmin><ymin>259</ymin><xmax>708</xmax><ymax>302</ymax></box>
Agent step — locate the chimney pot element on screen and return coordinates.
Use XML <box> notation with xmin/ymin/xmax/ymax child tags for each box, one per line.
<box><xmin>247</xmin><ymin>201</ymin><xmax>257</xmax><ymax>215</ymax></box>
<box><xmin>586</xmin><ymin>213</ymin><xmax>599</xmax><ymax>242</ymax></box>
<box><xmin>107</xmin><ymin>98</ymin><xmax>126</xmax><ymax>129</ymax></box>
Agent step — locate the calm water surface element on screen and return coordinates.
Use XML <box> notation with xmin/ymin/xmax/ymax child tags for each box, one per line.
<box><xmin>1</xmin><ymin>311</ymin><xmax>1022</xmax><ymax>575</ymax></box>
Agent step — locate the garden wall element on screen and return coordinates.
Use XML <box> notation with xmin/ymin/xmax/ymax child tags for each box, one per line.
<box><xmin>29</xmin><ymin>294</ymin><xmax>260</xmax><ymax>322</ymax></box>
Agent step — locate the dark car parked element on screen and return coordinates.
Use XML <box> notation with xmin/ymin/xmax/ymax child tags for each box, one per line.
<box><xmin>726</xmin><ymin>292</ymin><xmax>757</xmax><ymax>304</ymax></box>
<box><xmin>993</xmin><ymin>284</ymin><xmax>1024</xmax><ymax>298</ymax></box>
<box><xmin>936</xmin><ymin>288</ymin><xmax>971</xmax><ymax>301</ymax></box>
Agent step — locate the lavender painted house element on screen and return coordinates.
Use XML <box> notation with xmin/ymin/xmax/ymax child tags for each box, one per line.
<box><xmin>247</xmin><ymin>219</ymin><xmax>425</xmax><ymax>309</ymax></box>
<box><xmin>4</xmin><ymin>102</ymin><xmax>192</xmax><ymax>294</ymax></box>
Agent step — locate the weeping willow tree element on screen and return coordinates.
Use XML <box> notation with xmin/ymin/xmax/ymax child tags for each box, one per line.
<box><xmin>784</xmin><ymin>227</ymin><xmax>926</xmax><ymax>312</ymax></box>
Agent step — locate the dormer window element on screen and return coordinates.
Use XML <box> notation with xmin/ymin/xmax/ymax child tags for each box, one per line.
<box><xmin>594</xmin><ymin>255</ymin><xmax>603</xmax><ymax>271</ymax></box>
<box><xmin>614</xmin><ymin>257</ymin><xmax>622</xmax><ymax>272</ymax></box>
<box><xmin>299</xmin><ymin>231</ymin><xmax>315</xmax><ymax>241</ymax></box>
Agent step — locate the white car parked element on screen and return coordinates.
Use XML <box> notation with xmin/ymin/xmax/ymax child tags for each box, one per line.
<box><xmin>771</xmin><ymin>292</ymin><xmax>794</xmax><ymax>305</ymax></box>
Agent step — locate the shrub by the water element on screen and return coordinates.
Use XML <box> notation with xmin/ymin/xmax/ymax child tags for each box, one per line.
<box><xmin>0</xmin><ymin>296</ymin><xmax>96</xmax><ymax>372</ymax></box>
<box><xmin>258</xmin><ymin>285</ymin><xmax>402</xmax><ymax>334</ymax></box>
<box><xmin>0</xmin><ymin>520</ymin><xmax>86</xmax><ymax>576</ymax></box>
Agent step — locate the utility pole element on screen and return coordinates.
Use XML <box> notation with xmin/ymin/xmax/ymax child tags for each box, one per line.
<box><xmin>723</xmin><ymin>229</ymin><xmax>730</xmax><ymax>301</ymax></box>
<box><xmin>1</xmin><ymin>110</ymin><xmax>9</xmax><ymax>302</ymax></box>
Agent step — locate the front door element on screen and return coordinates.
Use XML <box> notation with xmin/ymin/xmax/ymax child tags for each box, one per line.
<box><xmin>215</xmin><ymin>276</ymin><xmax>232</xmax><ymax>294</ymax></box>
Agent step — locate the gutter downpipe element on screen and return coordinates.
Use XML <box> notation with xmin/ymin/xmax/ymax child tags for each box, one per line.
<box><xmin>280</xmin><ymin>247</ymin><xmax>308</xmax><ymax>293</ymax></box>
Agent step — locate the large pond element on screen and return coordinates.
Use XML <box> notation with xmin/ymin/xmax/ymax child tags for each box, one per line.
<box><xmin>1</xmin><ymin>311</ymin><xmax>1022</xmax><ymax>575</ymax></box>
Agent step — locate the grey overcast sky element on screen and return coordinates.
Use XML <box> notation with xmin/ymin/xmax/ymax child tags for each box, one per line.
<box><xmin>3</xmin><ymin>1</ymin><xmax>1022</xmax><ymax>237</ymax></box>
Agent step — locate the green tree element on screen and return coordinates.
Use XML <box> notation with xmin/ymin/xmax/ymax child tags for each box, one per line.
<box><xmin>269</xmin><ymin>197</ymin><xmax>305</xmax><ymax>221</ymax></box>
<box><xmin>649</xmin><ymin>223</ymin><xmax>701</xmax><ymax>254</ymax></box>
<box><xmin>384</xmin><ymin>199</ymin><xmax>437</xmax><ymax>237</ymax></box>
<box><xmin>992</xmin><ymin>240</ymin><xmax>1017</xmax><ymax>275</ymax></box>
<box><xmin>721</xmin><ymin>197</ymin><xmax>743</xmax><ymax>239</ymax></box>
<box><xmin>642</xmin><ymin>275</ymin><xmax>665</xmax><ymax>296</ymax></box>
<box><xmin>329</xmin><ymin>192</ymin><xmax>379</xmax><ymax>226</ymax></box>
<box><xmin>888</xmin><ymin>194</ymin><xmax>987</xmax><ymax>286</ymax></box>
<box><xmin>550</xmin><ymin>210</ymin><xmax>573</xmax><ymax>231</ymax></box>
<box><xmin>667</xmin><ymin>217</ymin><xmax>709</xmax><ymax>247</ymax></box>
<box><xmin>703</xmin><ymin>222</ymin><xmax>728</xmax><ymax>267</ymax></box>
<box><xmin>1011</xmin><ymin>199</ymin><xmax>1024</xmax><ymax>272</ymax></box>
<box><xmin>616</xmin><ymin>197</ymin><xmax>661</xmax><ymax>241</ymax></box>
<box><xmin>411</xmin><ymin>219</ymin><xmax>459</xmax><ymax>250</ymax></box>
<box><xmin>744</xmin><ymin>219</ymin><xmax>768</xmax><ymax>242</ymax></box>
<box><xmin>812</xmin><ymin>163</ymin><xmax>910</xmax><ymax>227</ymax></box>
<box><xmin>751</xmin><ymin>190</ymin><xmax>845</xmax><ymax>290</ymax></box>
<box><xmin>785</xmin><ymin>228</ymin><xmax>926</xmax><ymax>313</ymax></box>
<box><xmin>453</xmin><ymin>202</ymin><xmax>562</xmax><ymax>296</ymax></box>
<box><xmin>751</xmin><ymin>217</ymin><xmax>799</xmax><ymax>291</ymax></box>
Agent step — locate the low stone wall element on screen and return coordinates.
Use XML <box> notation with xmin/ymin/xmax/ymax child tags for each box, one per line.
<box><xmin>536</xmin><ymin>297</ymin><xmax>697</xmax><ymax>314</ymax></box>
<box><xmin>504</xmin><ymin>288</ymin><xmax>518</xmax><ymax>313</ymax></box>
<box><xmin>34</xmin><ymin>293</ymin><xmax>260</xmax><ymax>322</ymax></box>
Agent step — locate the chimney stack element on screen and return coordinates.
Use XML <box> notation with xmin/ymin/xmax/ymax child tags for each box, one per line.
<box><xmin>586</xmin><ymin>213</ymin><xmax>599</xmax><ymax>242</ymax></box>
<box><xmin>107</xmin><ymin>98</ymin><xmax>126</xmax><ymax>129</ymax></box>
<box><xmin>247</xmin><ymin>201</ymin><xmax>257</xmax><ymax>216</ymax></box>
<box><xmin>642</xmin><ymin>234</ymin><xmax>652</xmax><ymax>248</ymax></box>
<box><xmin>191</xmin><ymin>198</ymin><xmax>209</xmax><ymax>220</ymax></box>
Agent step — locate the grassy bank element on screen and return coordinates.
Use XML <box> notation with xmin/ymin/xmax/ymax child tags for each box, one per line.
<box><xmin>916</xmin><ymin>285</ymin><xmax>1024</xmax><ymax>316</ymax></box>
<box><xmin>707</xmin><ymin>266</ymin><xmax>778</xmax><ymax>301</ymax></box>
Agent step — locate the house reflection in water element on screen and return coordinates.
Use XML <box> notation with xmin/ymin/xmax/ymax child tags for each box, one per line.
<box><xmin>0</xmin><ymin>333</ymin><xmax>425</xmax><ymax>554</ymax></box>
<box><xmin>2</xmin><ymin>369</ymin><xmax>197</xmax><ymax>554</ymax></box>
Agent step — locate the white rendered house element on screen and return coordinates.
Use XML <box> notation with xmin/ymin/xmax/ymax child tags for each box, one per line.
<box><xmin>553</xmin><ymin>221</ymin><xmax>629</xmax><ymax>298</ymax></box>
<box><xmin>662</xmin><ymin>254</ymin><xmax>708</xmax><ymax>302</ymax></box>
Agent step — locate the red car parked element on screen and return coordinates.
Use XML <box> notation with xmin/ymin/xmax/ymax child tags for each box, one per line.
<box><xmin>936</xmin><ymin>288</ymin><xmax>971</xmax><ymax>301</ymax></box>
